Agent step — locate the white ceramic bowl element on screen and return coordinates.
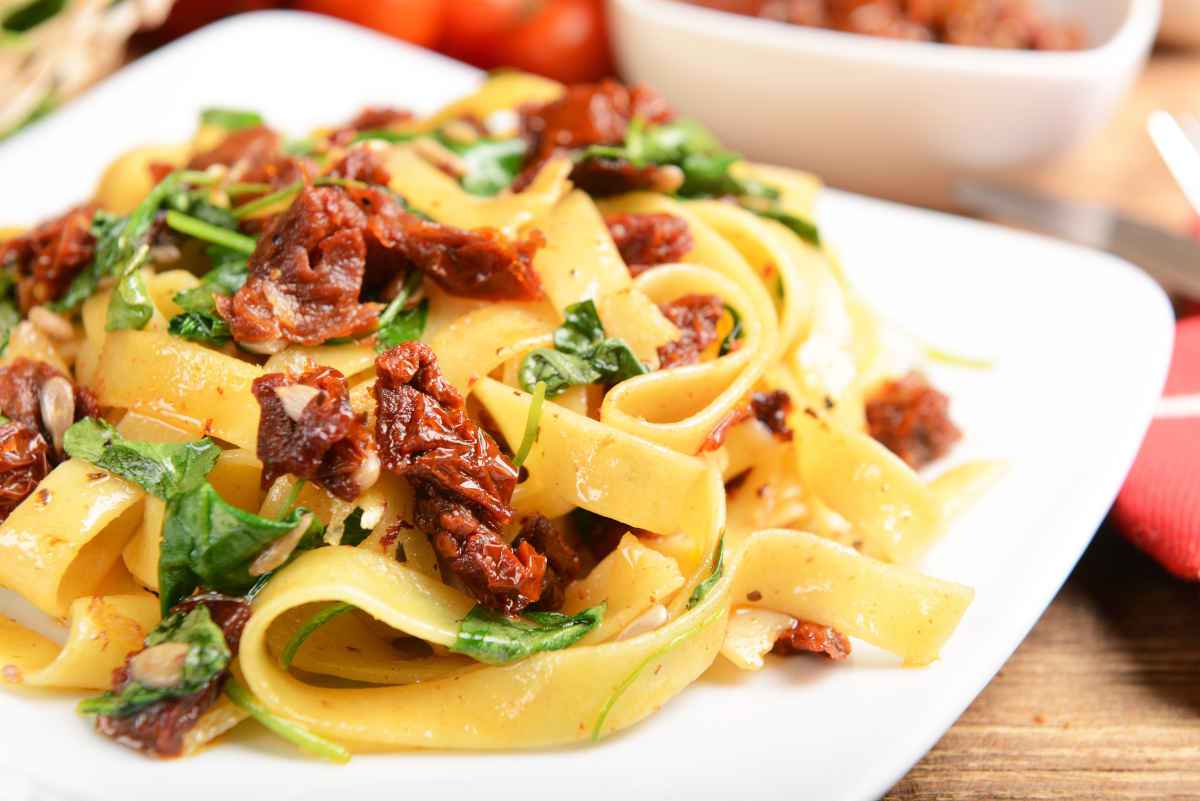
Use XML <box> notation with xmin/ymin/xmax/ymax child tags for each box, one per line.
<box><xmin>1161</xmin><ymin>0</ymin><xmax>1200</xmax><ymax>46</ymax></box>
<box><xmin>608</xmin><ymin>0</ymin><xmax>1160</xmax><ymax>205</ymax></box>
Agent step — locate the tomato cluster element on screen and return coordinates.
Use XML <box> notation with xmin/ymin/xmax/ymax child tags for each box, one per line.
<box><xmin>157</xmin><ymin>1</ymin><xmax>613</xmax><ymax>83</ymax></box>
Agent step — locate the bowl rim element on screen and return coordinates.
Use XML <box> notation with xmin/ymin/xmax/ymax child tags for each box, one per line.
<box><xmin>609</xmin><ymin>0</ymin><xmax>1161</xmax><ymax>76</ymax></box>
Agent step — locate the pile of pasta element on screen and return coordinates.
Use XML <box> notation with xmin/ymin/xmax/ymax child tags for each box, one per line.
<box><xmin>0</xmin><ymin>72</ymin><xmax>990</xmax><ymax>759</ymax></box>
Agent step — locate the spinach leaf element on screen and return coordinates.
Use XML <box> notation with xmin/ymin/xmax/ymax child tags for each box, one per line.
<box><xmin>50</xmin><ymin>210</ymin><xmax>122</xmax><ymax>313</ymax></box>
<box><xmin>77</xmin><ymin>605</ymin><xmax>231</xmax><ymax>719</ymax></box>
<box><xmin>374</xmin><ymin>269</ymin><xmax>427</xmax><ymax>352</ymax></box>
<box><xmin>168</xmin><ymin>247</ymin><xmax>248</xmax><ymax>346</ymax></box>
<box><xmin>200</xmin><ymin>107</ymin><xmax>264</xmax><ymax>132</ymax></box>
<box><xmin>159</xmin><ymin>482</ymin><xmax>324</xmax><ymax>614</ymax></box>
<box><xmin>719</xmin><ymin>304</ymin><xmax>743</xmax><ymax>356</ymax></box>
<box><xmin>63</xmin><ymin>418</ymin><xmax>220</xmax><ymax>500</ymax></box>
<box><xmin>518</xmin><ymin>300</ymin><xmax>647</xmax><ymax>398</ymax></box>
<box><xmin>340</xmin><ymin>507</ymin><xmax>372</xmax><ymax>547</ymax></box>
<box><xmin>168</xmin><ymin>311</ymin><xmax>230</xmax><ymax>345</ymax></box>
<box><xmin>451</xmin><ymin>603</ymin><xmax>606</xmax><ymax>665</ymax></box>
<box><xmin>738</xmin><ymin>201</ymin><xmax>821</xmax><ymax>247</ymax></box>
<box><xmin>442</xmin><ymin>137</ymin><xmax>526</xmax><ymax>197</ymax></box>
<box><xmin>687</xmin><ymin>536</ymin><xmax>725</xmax><ymax>609</ymax></box>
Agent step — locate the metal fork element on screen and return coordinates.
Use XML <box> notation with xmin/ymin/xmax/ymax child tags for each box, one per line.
<box><xmin>1148</xmin><ymin>110</ymin><xmax>1200</xmax><ymax>218</ymax></box>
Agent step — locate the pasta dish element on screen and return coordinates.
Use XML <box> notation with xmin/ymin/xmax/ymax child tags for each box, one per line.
<box><xmin>0</xmin><ymin>73</ymin><xmax>992</xmax><ymax>760</ymax></box>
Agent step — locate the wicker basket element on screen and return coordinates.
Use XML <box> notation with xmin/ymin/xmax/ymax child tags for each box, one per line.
<box><xmin>0</xmin><ymin>0</ymin><xmax>176</xmax><ymax>137</ymax></box>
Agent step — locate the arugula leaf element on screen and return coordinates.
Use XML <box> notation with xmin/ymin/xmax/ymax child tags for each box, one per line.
<box><xmin>518</xmin><ymin>300</ymin><xmax>647</xmax><ymax>398</ymax></box>
<box><xmin>739</xmin><ymin>202</ymin><xmax>821</xmax><ymax>247</ymax></box>
<box><xmin>451</xmin><ymin>603</ymin><xmax>606</xmax><ymax>665</ymax></box>
<box><xmin>340</xmin><ymin>508</ymin><xmax>373</xmax><ymax>547</ymax></box>
<box><xmin>63</xmin><ymin>418</ymin><xmax>220</xmax><ymax>500</ymax></box>
<box><xmin>374</xmin><ymin>269</ymin><xmax>427</xmax><ymax>352</ymax></box>
<box><xmin>168</xmin><ymin>311</ymin><xmax>231</xmax><ymax>345</ymax></box>
<box><xmin>719</xmin><ymin>304</ymin><xmax>743</xmax><ymax>357</ymax></box>
<box><xmin>225</xmin><ymin>679</ymin><xmax>350</xmax><ymax>763</ymax></box>
<box><xmin>168</xmin><ymin>247</ymin><xmax>248</xmax><ymax>346</ymax></box>
<box><xmin>77</xmin><ymin>605</ymin><xmax>230</xmax><ymax>719</ymax></box>
<box><xmin>441</xmin><ymin>137</ymin><xmax>526</xmax><ymax>197</ymax></box>
<box><xmin>687</xmin><ymin>536</ymin><xmax>725</xmax><ymax>609</ymax></box>
<box><xmin>159</xmin><ymin>482</ymin><xmax>324</xmax><ymax>614</ymax></box>
<box><xmin>280</xmin><ymin>602</ymin><xmax>353</xmax><ymax>669</ymax></box>
<box><xmin>199</xmin><ymin>107</ymin><xmax>264</xmax><ymax>131</ymax></box>
<box><xmin>511</xmin><ymin>381</ymin><xmax>546</xmax><ymax>469</ymax></box>
<box><xmin>351</xmin><ymin>129</ymin><xmax>419</xmax><ymax>144</ymax></box>
<box><xmin>164</xmin><ymin>211</ymin><xmax>256</xmax><ymax>254</ymax></box>
<box><xmin>50</xmin><ymin>210</ymin><xmax>123</xmax><ymax>312</ymax></box>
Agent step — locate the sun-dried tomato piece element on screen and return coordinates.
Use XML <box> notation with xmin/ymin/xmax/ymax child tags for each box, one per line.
<box><xmin>605</xmin><ymin>212</ymin><xmax>693</xmax><ymax>276</ymax></box>
<box><xmin>514</xmin><ymin>514</ymin><xmax>591</xmax><ymax>611</ymax></box>
<box><xmin>657</xmin><ymin>293</ymin><xmax>725</xmax><ymax>369</ymax></box>
<box><xmin>188</xmin><ymin>126</ymin><xmax>315</xmax><ymax>208</ymax></box>
<box><xmin>698</xmin><ymin>404</ymin><xmax>753</xmax><ymax>454</ymax></box>
<box><xmin>0</xmin><ymin>423</ymin><xmax>49</xmax><ymax>521</ymax></box>
<box><xmin>327</xmin><ymin>146</ymin><xmax>392</xmax><ymax>186</ymax></box>
<box><xmin>751</xmin><ymin>390</ymin><xmax>794</xmax><ymax>442</ymax></box>
<box><xmin>216</xmin><ymin>187</ymin><xmax>380</xmax><ymax>349</ymax></box>
<box><xmin>0</xmin><ymin>204</ymin><xmax>97</xmax><ymax>311</ymax></box>
<box><xmin>328</xmin><ymin>106</ymin><xmax>414</xmax><ymax>147</ymax></box>
<box><xmin>94</xmin><ymin>594</ymin><xmax>251</xmax><ymax>758</ymax></box>
<box><xmin>252</xmin><ymin>367</ymin><xmax>378</xmax><ymax>502</ymax></box>
<box><xmin>0</xmin><ymin>358</ymin><xmax>99</xmax><ymax>450</ymax></box>
<box><xmin>374</xmin><ymin>342</ymin><xmax>547</xmax><ymax>613</ymax></box>
<box><xmin>865</xmin><ymin>371</ymin><xmax>961</xmax><ymax>470</ymax></box>
<box><xmin>370</xmin><ymin>214</ymin><xmax>546</xmax><ymax>302</ymax></box>
<box><xmin>773</xmin><ymin>619</ymin><xmax>851</xmax><ymax>660</ymax></box>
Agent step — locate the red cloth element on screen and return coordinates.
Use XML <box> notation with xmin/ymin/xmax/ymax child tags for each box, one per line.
<box><xmin>1112</xmin><ymin>317</ymin><xmax>1200</xmax><ymax>578</ymax></box>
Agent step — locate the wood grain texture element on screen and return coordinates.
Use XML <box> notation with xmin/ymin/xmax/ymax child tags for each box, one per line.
<box><xmin>887</xmin><ymin>47</ymin><xmax>1200</xmax><ymax>799</ymax></box>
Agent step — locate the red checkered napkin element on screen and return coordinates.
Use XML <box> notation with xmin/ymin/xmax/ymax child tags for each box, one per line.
<box><xmin>1113</xmin><ymin>316</ymin><xmax>1200</xmax><ymax>579</ymax></box>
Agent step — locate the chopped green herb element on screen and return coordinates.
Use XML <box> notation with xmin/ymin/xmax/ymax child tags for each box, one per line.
<box><xmin>519</xmin><ymin>300</ymin><xmax>647</xmax><ymax>398</ymax></box>
<box><xmin>739</xmin><ymin>201</ymin><xmax>821</xmax><ymax>247</ymax></box>
<box><xmin>512</xmin><ymin>381</ymin><xmax>546</xmax><ymax>469</ymax></box>
<box><xmin>718</xmin><ymin>305</ymin><xmax>743</xmax><ymax>357</ymax></box>
<box><xmin>164</xmin><ymin>210</ymin><xmax>256</xmax><ymax>254</ymax></box>
<box><xmin>351</xmin><ymin>129</ymin><xmax>418</xmax><ymax>144</ymax></box>
<box><xmin>687</xmin><ymin>536</ymin><xmax>725</xmax><ymax>609</ymax></box>
<box><xmin>442</xmin><ymin>136</ymin><xmax>526</xmax><ymax>197</ymax></box>
<box><xmin>158</xmin><ymin>482</ymin><xmax>323</xmax><ymax>614</ymax></box>
<box><xmin>280</xmin><ymin>602</ymin><xmax>353</xmax><ymax>669</ymax></box>
<box><xmin>199</xmin><ymin>108</ymin><xmax>264</xmax><ymax>132</ymax></box>
<box><xmin>63</xmin><ymin>418</ymin><xmax>220</xmax><ymax>500</ymax></box>
<box><xmin>374</xmin><ymin>269</ymin><xmax>427</xmax><ymax>352</ymax></box>
<box><xmin>78</xmin><ymin>605</ymin><xmax>230</xmax><ymax>719</ymax></box>
<box><xmin>225</xmin><ymin>679</ymin><xmax>350</xmax><ymax>763</ymax></box>
<box><xmin>452</xmin><ymin>603</ymin><xmax>605</xmax><ymax>665</ymax></box>
<box><xmin>339</xmin><ymin>507</ymin><xmax>372</xmax><ymax>547</ymax></box>
<box><xmin>232</xmin><ymin>180</ymin><xmax>304</xmax><ymax>219</ymax></box>
<box><xmin>167</xmin><ymin>247</ymin><xmax>248</xmax><ymax>347</ymax></box>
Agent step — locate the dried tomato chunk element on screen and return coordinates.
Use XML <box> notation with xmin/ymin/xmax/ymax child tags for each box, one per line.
<box><xmin>513</xmin><ymin>514</ymin><xmax>591</xmax><ymax>611</ymax></box>
<box><xmin>216</xmin><ymin>187</ymin><xmax>380</xmax><ymax>349</ymax></box>
<box><xmin>657</xmin><ymin>293</ymin><xmax>725</xmax><ymax>368</ymax></box>
<box><xmin>94</xmin><ymin>594</ymin><xmax>251</xmax><ymax>758</ymax></box>
<box><xmin>252</xmin><ymin>367</ymin><xmax>378</xmax><ymax>502</ymax></box>
<box><xmin>0</xmin><ymin>204</ymin><xmax>96</xmax><ymax>311</ymax></box>
<box><xmin>329</xmin><ymin>106</ymin><xmax>414</xmax><ymax>147</ymax></box>
<box><xmin>750</xmin><ymin>390</ymin><xmax>794</xmax><ymax>441</ymax></box>
<box><xmin>606</xmin><ymin>212</ymin><xmax>693</xmax><ymax>276</ymax></box>
<box><xmin>865</xmin><ymin>371</ymin><xmax>961</xmax><ymax>469</ymax></box>
<box><xmin>327</xmin><ymin>146</ymin><xmax>392</xmax><ymax>186</ymax></box>
<box><xmin>0</xmin><ymin>423</ymin><xmax>49</xmax><ymax>521</ymax></box>
<box><xmin>773</xmin><ymin>619</ymin><xmax>851</xmax><ymax>660</ymax></box>
<box><xmin>374</xmin><ymin>342</ymin><xmax>546</xmax><ymax>613</ymax></box>
<box><xmin>0</xmin><ymin>358</ymin><xmax>99</xmax><ymax>448</ymax></box>
<box><xmin>188</xmin><ymin>125</ymin><xmax>314</xmax><ymax>191</ymax></box>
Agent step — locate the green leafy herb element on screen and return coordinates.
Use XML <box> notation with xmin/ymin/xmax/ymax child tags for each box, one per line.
<box><xmin>63</xmin><ymin>418</ymin><xmax>220</xmax><ymax>500</ymax></box>
<box><xmin>77</xmin><ymin>605</ymin><xmax>231</xmax><ymax>719</ymax></box>
<box><xmin>50</xmin><ymin>210</ymin><xmax>123</xmax><ymax>312</ymax></box>
<box><xmin>739</xmin><ymin>201</ymin><xmax>821</xmax><ymax>247</ymax></box>
<box><xmin>591</xmin><ymin>605</ymin><xmax>723</xmax><ymax>741</ymax></box>
<box><xmin>164</xmin><ymin>210</ymin><xmax>256</xmax><ymax>254</ymax></box>
<box><xmin>167</xmin><ymin>247</ymin><xmax>248</xmax><ymax>346</ymax></box>
<box><xmin>0</xmin><ymin>270</ymin><xmax>20</xmax><ymax>350</ymax></box>
<box><xmin>511</xmin><ymin>381</ymin><xmax>546</xmax><ymax>469</ymax></box>
<box><xmin>718</xmin><ymin>304</ymin><xmax>743</xmax><ymax>357</ymax></box>
<box><xmin>374</xmin><ymin>269</ymin><xmax>427</xmax><ymax>352</ymax></box>
<box><xmin>225</xmin><ymin>678</ymin><xmax>351</xmax><ymax>763</ymax></box>
<box><xmin>168</xmin><ymin>311</ymin><xmax>230</xmax><ymax>345</ymax></box>
<box><xmin>442</xmin><ymin>137</ymin><xmax>526</xmax><ymax>197</ymax></box>
<box><xmin>452</xmin><ymin>603</ymin><xmax>606</xmax><ymax>665</ymax></box>
<box><xmin>283</xmin><ymin>138</ymin><xmax>317</xmax><ymax>156</ymax></box>
<box><xmin>280</xmin><ymin>602</ymin><xmax>353</xmax><ymax>669</ymax></box>
<box><xmin>340</xmin><ymin>507</ymin><xmax>372</xmax><ymax>547</ymax></box>
<box><xmin>518</xmin><ymin>300</ymin><xmax>647</xmax><ymax>398</ymax></box>
<box><xmin>2</xmin><ymin>0</ymin><xmax>66</xmax><ymax>33</ymax></box>
<box><xmin>159</xmin><ymin>482</ymin><xmax>324</xmax><ymax>614</ymax></box>
<box><xmin>351</xmin><ymin>129</ymin><xmax>419</xmax><ymax>144</ymax></box>
<box><xmin>687</xmin><ymin>537</ymin><xmax>725</xmax><ymax>609</ymax></box>
<box><xmin>231</xmin><ymin>180</ymin><xmax>304</xmax><ymax>219</ymax></box>
<box><xmin>199</xmin><ymin>107</ymin><xmax>264</xmax><ymax>131</ymax></box>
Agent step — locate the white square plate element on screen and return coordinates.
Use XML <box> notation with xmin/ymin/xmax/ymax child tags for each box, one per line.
<box><xmin>0</xmin><ymin>11</ymin><xmax>1174</xmax><ymax>801</ymax></box>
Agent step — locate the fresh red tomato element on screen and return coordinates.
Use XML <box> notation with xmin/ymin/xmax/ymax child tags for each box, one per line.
<box><xmin>293</xmin><ymin>0</ymin><xmax>445</xmax><ymax>47</ymax></box>
<box><xmin>441</xmin><ymin>0</ymin><xmax>612</xmax><ymax>83</ymax></box>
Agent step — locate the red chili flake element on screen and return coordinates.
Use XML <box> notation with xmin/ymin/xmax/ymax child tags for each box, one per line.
<box><xmin>0</xmin><ymin>204</ymin><xmax>97</xmax><ymax>311</ymax></box>
<box><xmin>216</xmin><ymin>186</ymin><xmax>381</xmax><ymax>348</ymax></box>
<box><xmin>605</xmin><ymin>212</ymin><xmax>693</xmax><ymax>275</ymax></box>
<box><xmin>374</xmin><ymin>342</ymin><xmax>546</xmax><ymax>613</ymax></box>
<box><xmin>657</xmin><ymin>293</ymin><xmax>725</xmax><ymax>369</ymax></box>
<box><xmin>93</xmin><ymin>594</ymin><xmax>251</xmax><ymax>758</ymax></box>
<box><xmin>251</xmin><ymin>366</ymin><xmax>378</xmax><ymax>502</ymax></box>
<box><xmin>773</xmin><ymin>619</ymin><xmax>851</xmax><ymax>660</ymax></box>
<box><xmin>865</xmin><ymin>371</ymin><xmax>961</xmax><ymax>469</ymax></box>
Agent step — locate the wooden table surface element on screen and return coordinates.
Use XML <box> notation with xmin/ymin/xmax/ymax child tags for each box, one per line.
<box><xmin>885</xmin><ymin>47</ymin><xmax>1200</xmax><ymax>801</ymax></box>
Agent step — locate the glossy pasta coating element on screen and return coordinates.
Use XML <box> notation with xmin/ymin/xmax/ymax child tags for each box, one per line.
<box><xmin>374</xmin><ymin>342</ymin><xmax>546</xmax><ymax>613</ymax></box>
<box><xmin>657</xmin><ymin>293</ymin><xmax>725</xmax><ymax>368</ymax></box>
<box><xmin>216</xmin><ymin>187</ymin><xmax>381</xmax><ymax>347</ymax></box>
<box><xmin>251</xmin><ymin>366</ymin><xmax>377</xmax><ymax>502</ymax></box>
<box><xmin>865</xmin><ymin>371</ymin><xmax>961</xmax><ymax>469</ymax></box>
<box><xmin>773</xmin><ymin>619</ymin><xmax>852</xmax><ymax>660</ymax></box>
<box><xmin>94</xmin><ymin>594</ymin><xmax>251</xmax><ymax>758</ymax></box>
<box><xmin>0</xmin><ymin>203</ymin><xmax>96</xmax><ymax>311</ymax></box>
<box><xmin>605</xmin><ymin>212</ymin><xmax>693</xmax><ymax>275</ymax></box>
